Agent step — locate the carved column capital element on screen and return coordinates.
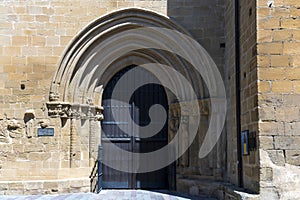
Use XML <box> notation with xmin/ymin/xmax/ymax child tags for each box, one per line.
<box><xmin>49</xmin><ymin>92</ymin><xmax>60</xmax><ymax>101</ymax></box>
<box><xmin>95</xmin><ymin>106</ymin><xmax>104</xmax><ymax>121</ymax></box>
<box><xmin>46</xmin><ymin>102</ymin><xmax>104</xmax><ymax>121</ymax></box>
<box><xmin>47</xmin><ymin>101</ymin><xmax>71</xmax><ymax>118</ymax></box>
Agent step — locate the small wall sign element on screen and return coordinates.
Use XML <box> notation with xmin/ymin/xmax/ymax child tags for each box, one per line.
<box><xmin>37</xmin><ymin>128</ymin><xmax>54</xmax><ymax>137</ymax></box>
<box><xmin>241</xmin><ymin>130</ymin><xmax>249</xmax><ymax>156</ymax></box>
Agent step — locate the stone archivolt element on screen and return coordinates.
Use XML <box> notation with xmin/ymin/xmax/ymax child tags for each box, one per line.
<box><xmin>48</xmin><ymin>8</ymin><xmax>205</xmax><ymax>107</ymax></box>
<box><xmin>46</xmin><ymin>8</ymin><xmax>220</xmax><ymax>170</ymax></box>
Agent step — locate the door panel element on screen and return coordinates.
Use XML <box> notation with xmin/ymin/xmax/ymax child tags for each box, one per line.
<box><xmin>102</xmin><ymin>104</ymin><xmax>134</xmax><ymax>188</ymax></box>
<box><xmin>101</xmin><ymin>66</ymin><xmax>169</xmax><ymax>189</ymax></box>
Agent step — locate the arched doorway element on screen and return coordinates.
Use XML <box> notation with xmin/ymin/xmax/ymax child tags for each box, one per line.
<box><xmin>101</xmin><ymin>66</ymin><xmax>169</xmax><ymax>189</ymax></box>
<box><xmin>47</xmin><ymin>8</ymin><xmax>225</xmax><ymax>196</ymax></box>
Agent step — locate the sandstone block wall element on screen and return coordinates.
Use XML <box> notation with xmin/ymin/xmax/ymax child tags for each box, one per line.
<box><xmin>224</xmin><ymin>0</ymin><xmax>259</xmax><ymax>193</ymax></box>
<box><xmin>0</xmin><ymin>0</ymin><xmax>168</xmax><ymax>193</ymax></box>
<box><xmin>4</xmin><ymin>0</ymin><xmax>299</xmax><ymax>198</ymax></box>
<box><xmin>167</xmin><ymin>0</ymin><xmax>227</xmax><ymax>187</ymax></box>
<box><xmin>257</xmin><ymin>0</ymin><xmax>300</xmax><ymax>199</ymax></box>
<box><xmin>0</xmin><ymin>178</ymin><xmax>90</xmax><ymax>195</ymax></box>
<box><xmin>239</xmin><ymin>0</ymin><xmax>259</xmax><ymax>192</ymax></box>
<box><xmin>224</xmin><ymin>0</ymin><xmax>238</xmax><ymax>187</ymax></box>
<box><xmin>0</xmin><ymin>0</ymin><xmax>244</xmax><ymax>196</ymax></box>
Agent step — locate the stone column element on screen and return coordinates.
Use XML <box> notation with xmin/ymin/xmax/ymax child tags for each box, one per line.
<box><xmin>89</xmin><ymin>118</ymin><xmax>95</xmax><ymax>166</ymax></box>
<box><xmin>70</xmin><ymin>117</ymin><xmax>78</xmax><ymax>168</ymax></box>
<box><xmin>178</xmin><ymin>115</ymin><xmax>189</xmax><ymax>167</ymax></box>
<box><xmin>90</xmin><ymin>106</ymin><xmax>103</xmax><ymax>166</ymax></box>
<box><xmin>69</xmin><ymin>104</ymin><xmax>80</xmax><ymax>168</ymax></box>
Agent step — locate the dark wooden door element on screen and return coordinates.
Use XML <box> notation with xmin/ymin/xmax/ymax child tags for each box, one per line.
<box><xmin>101</xmin><ymin>66</ymin><xmax>168</xmax><ymax>189</ymax></box>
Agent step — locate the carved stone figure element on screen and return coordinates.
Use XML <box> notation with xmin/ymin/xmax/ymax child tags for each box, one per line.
<box><xmin>7</xmin><ymin>119</ymin><xmax>23</xmax><ymax>138</ymax></box>
<box><xmin>25</xmin><ymin>118</ymin><xmax>34</xmax><ymax>138</ymax></box>
<box><xmin>49</xmin><ymin>92</ymin><xmax>60</xmax><ymax>101</ymax></box>
<box><xmin>39</xmin><ymin>120</ymin><xmax>49</xmax><ymax>128</ymax></box>
<box><xmin>0</xmin><ymin>121</ymin><xmax>8</xmax><ymax>143</ymax></box>
<box><xmin>24</xmin><ymin>112</ymin><xmax>35</xmax><ymax>138</ymax></box>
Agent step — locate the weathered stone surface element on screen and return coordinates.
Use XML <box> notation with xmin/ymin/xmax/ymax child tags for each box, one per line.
<box><xmin>259</xmin><ymin>106</ymin><xmax>276</xmax><ymax>121</ymax></box>
<box><xmin>257</xmin><ymin>2</ymin><xmax>300</xmax><ymax>197</ymax></box>
<box><xmin>260</xmin><ymin>167</ymin><xmax>273</xmax><ymax>182</ymax></box>
<box><xmin>284</xmin><ymin>122</ymin><xmax>300</xmax><ymax>135</ymax></box>
<box><xmin>0</xmin><ymin>183</ymin><xmax>8</xmax><ymax>191</ymax></box>
<box><xmin>260</xmin><ymin>187</ymin><xmax>279</xmax><ymax>200</ymax></box>
<box><xmin>43</xmin><ymin>182</ymin><xmax>58</xmax><ymax>190</ymax></box>
<box><xmin>24</xmin><ymin>182</ymin><xmax>43</xmax><ymax>190</ymax></box>
<box><xmin>267</xmin><ymin>150</ymin><xmax>285</xmax><ymax>166</ymax></box>
<box><xmin>259</xmin><ymin>122</ymin><xmax>284</xmax><ymax>136</ymax></box>
<box><xmin>274</xmin><ymin>136</ymin><xmax>300</xmax><ymax>150</ymax></box>
<box><xmin>259</xmin><ymin>136</ymin><xmax>274</xmax><ymax>149</ymax></box>
<box><xmin>0</xmin><ymin>0</ymin><xmax>298</xmax><ymax>198</ymax></box>
<box><xmin>260</xmin><ymin>149</ymin><xmax>300</xmax><ymax>199</ymax></box>
<box><xmin>0</xmin><ymin>179</ymin><xmax>89</xmax><ymax>195</ymax></box>
<box><xmin>285</xmin><ymin>150</ymin><xmax>300</xmax><ymax>165</ymax></box>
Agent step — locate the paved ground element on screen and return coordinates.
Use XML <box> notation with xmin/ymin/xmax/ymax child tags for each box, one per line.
<box><xmin>0</xmin><ymin>190</ymin><xmax>215</xmax><ymax>200</ymax></box>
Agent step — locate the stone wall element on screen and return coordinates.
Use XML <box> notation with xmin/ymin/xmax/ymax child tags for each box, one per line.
<box><xmin>167</xmin><ymin>0</ymin><xmax>227</xmax><ymax>196</ymax></box>
<box><xmin>0</xmin><ymin>0</ymin><xmax>168</xmax><ymax>192</ymax></box>
<box><xmin>257</xmin><ymin>0</ymin><xmax>300</xmax><ymax>199</ymax></box>
<box><xmin>224</xmin><ymin>0</ymin><xmax>239</xmax><ymax>187</ymax></box>
<box><xmin>224</xmin><ymin>0</ymin><xmax>259</xmax><ymax>193</ymax></box>
<box><xmin>4</xmin><ymin>0</ymin><xmax>299</xmax><ymax>198</ymax></box>
<box><xmin>167</xmin><ymin>0</ymin><xmax>225</xmax><ymax>77</ymax></box>
<box><xmin>0</xmin><ymin>0</ymin><xmax>232</xmax><ymax>196</ymax></box>
<box><xmin>239</xmin><ymin>0</ymin><xmax>259</xmax><ymax>193</ymax></box>
<box><xmin>0</xmin><ymin>178</ymin><xmax>90</xmax><ymax>195</ymax></box>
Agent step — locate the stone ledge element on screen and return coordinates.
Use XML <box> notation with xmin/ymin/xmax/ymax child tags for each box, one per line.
<box><xmin>0</xmin><ymin>178</ymin><xmax>90</xmax><ymax>195</ymax></box>
<box><xmin>223</xmin><ymin>185</ymin><xmax>260</xmax><ymax>200</ymax></box>
<box><xmin>176</xmin><ymin>178</ymin><xmax>260</xmax><ymax>200</ymax></box>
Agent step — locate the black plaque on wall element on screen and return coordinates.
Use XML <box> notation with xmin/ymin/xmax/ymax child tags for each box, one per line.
<box><xmin>37</xmin><ymin>128</ymin><xmax>54</xmax><ymax>136</ymax></box>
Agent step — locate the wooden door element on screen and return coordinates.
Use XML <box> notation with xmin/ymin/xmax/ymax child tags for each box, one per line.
<box><xmin>101</xmin><ymin>66</ymin><xmax>169</xmax><ymax>189</ymax></box>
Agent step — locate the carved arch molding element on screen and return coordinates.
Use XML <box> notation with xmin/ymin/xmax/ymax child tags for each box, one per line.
<box><xmin>47</xmin><ymin>8</ymin><xmax>211</xmax><ymax>165</ymax></box>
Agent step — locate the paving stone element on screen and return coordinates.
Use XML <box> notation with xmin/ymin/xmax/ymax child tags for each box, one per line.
<box><xmin>0</xmin><ymin>190</ymin><xmax>213</xmax><ymax>200</ymax></box>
